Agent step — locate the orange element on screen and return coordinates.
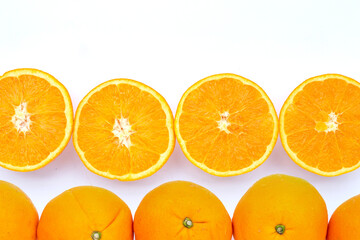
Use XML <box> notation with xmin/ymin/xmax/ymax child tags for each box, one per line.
<box><xmin>73</xmin><ymin>79</ymin><xmax>175</xmax><ymax>181</ymax></box>
<box><xmin>0</xmin><ymin>180</ymin><xmax>38</xmax><ymax>239</ymax></box>
<box><xmin>280</xmin><ymin>74</ymin><xmax>360</xmax><ymax>176</ymax></box>
<box><xmin>0</xmin><ymin>68</ymin><xmax>73</xmax><ymax>171</ymax></box>
<box><xmin>327</xmin><ymin>194</ymin><xmax>360</xmax><ymax>239</ymax></box>
<box><xmin>232</xmin><ymin>174</ymin><xmax>328</xmax><ymax>240</ymax></box>
<box><xmin>175</xmin><ymin>73</ymin><xmax>278</xmax><ymax>176</ymax></box>
<box><xmin>37</xmin><ymin>186</ymin><xmax>133</xmax><ymax>240</ymax></box>
<box><xmin>134</xmin><ymin>181</ymin><xmax>232</xmax><ymax>240</ymax></box>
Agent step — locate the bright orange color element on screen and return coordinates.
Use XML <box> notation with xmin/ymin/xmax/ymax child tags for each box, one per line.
<box><xmin>175</xmin><ymin>73</ymin><xmax>278</xmax><ymax>176</ymax></box>
<box><xmin>327</xmin><ymin>194</ymin><xmax>360</xmax><ymax>239</ymax></box>
<box><xmin>232</xmin><ymin>174</ymin><xmax>328</xmax><ymax>240</ymax></box>
<box><xmin>37</xmin><ymin>186</ymin><xmax>133</xmax><ymax>240</ymax></box>
<box><xmin>73</xmin><ymin>79</ymin><xmax>175</xmax><ymax>181</ymax></box>
<box><xmin>280</xmin><ymin>74</ymin><xmax>360</xmax><ymax>176</ymax></box>
<box><xmin>0</xmin><ymin>180</ymin><xmax>38</xmax><ymax>239</ymax></box>
<box><xmin>0</xmin><ymin>68</ymin><xmax>73</xmax><ymax>171</ymax></box>
<box><xmin>134</xmin><ymin>181</ymin><xmax>232</xmax><ymax>240</ymax></box>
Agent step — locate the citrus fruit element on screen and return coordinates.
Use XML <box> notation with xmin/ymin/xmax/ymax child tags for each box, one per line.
<box><xmin>327</xmin><ymin>194</ymin><xmax>360</xmax><ymax>239</ymax></box>
<box><xmin>134</xmin><ymin>181</ymin><xmax>232</xmax><ymax>240</ymax></box>
<box><xmin>175</xmin><ymin>73</ymin><xmax>278</xmax><ymax>176</ymax></box>
<box><xmin>73</xmin><ymin>79</ymin><xmax>175</xmax><ymax>181</ymax></box>
<box><xmin>37</xmin><ymin>186</ymin><xmax>133</xmax><ymax>240</ymax></box>
<box><xmin>0</xmin><ymin>68</ymin><xmax>73</xmax><ymax>171</ymax></box>
<box><xmin>0</xmin><ymin>180</ymin><xmax>38</xmax><ymax>239</ymax></box>
<box><xmin>280</xmin><ymin>74</ymin><xmax>360</xmax><ymax>176</ymax></box>
<box><xmin>232</xmin><ymin>174</ymin><xmax>328</xmax><ymax>240</ymax></box>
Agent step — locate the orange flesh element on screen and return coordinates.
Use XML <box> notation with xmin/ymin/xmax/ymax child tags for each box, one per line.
<box><xmin>76</xmin><ymin>83</ymin><xmax>170</xmax><ymax>176</ymax></box>
<box><xmin>178</xmin><ymin>77</ymin><xmax>276</xmax><ymax>172</ymax></box>
<box><xmin>283</xmin><ymin>78</ymin><xmax>360</xmax><ymax>172</ymax></box>
<box><xmin>0</xmin><ymin>75</ymin><xmax>67</xmax><ymax>167</ymax></box>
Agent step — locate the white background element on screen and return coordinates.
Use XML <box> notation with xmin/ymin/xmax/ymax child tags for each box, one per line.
<box><xmin>1</xmin><ymin>0</ymin><xmax>360</xmax><ymax>232</ymax></box>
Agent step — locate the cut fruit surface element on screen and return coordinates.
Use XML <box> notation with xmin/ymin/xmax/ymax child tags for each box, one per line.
<box><xmin>280</xmin><ymin>74</ymin><xmax>360</xmax><ymax>176</ymax></box>
<box><xmin>175</xmin><ymin>73</ymin><xmax>278</xmax><ymax>176</ymax></box>
<box><xmin>0</xmin><ymin>68</ymin><xmax>73</xmax><ymax>171</ymax></box>
<box><xmin>73</xmin><ymin>79</ymin><xmax>175</xmax><ymax>181</ymax></box>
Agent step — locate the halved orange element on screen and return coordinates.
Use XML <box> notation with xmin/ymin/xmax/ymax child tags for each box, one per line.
<box><xmin>175</xmin><ymin>73</ymin><xmax>278</xmax><ymax>176</ymax></box>
<box><xmin>73</xmin><ymin>79</ymin><xmax>175</xmax><ymax>181</ymax></box>
<box><xmin>0</xmin><ymin>68</ymin><xmax>73</xmax><ymax>171</ymax></box>
<box><xmin>280</xmin><ymin>74</ymin><xmax>360</xmax><ymax>176</ymax></box>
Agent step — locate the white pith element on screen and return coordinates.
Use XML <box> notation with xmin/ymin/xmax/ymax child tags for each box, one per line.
<box><xmin>316</xmin><ymin>112</ymin><xmax>340</xmax><ymax>133</ymax></box>
<box><xmin>12</xmin><ymin>102</ymin><xmax>32</xmax><ymax>134</ymax></box>
<box><xmin>324</xmin><ymin>112</ymin><xmax>339</xmax><ymax>133</ymax></box>
<box><xmin>112</xmin><ymin>117</ymin><xmax>135</xmax><ymax>148</ymax></box>
<box><xmin>217</xmin><ymin>111</ymin><xmax>231</xmax><ymax>133</ymax></box>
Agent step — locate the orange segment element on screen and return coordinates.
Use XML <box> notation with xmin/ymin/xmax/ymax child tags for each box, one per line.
<box><xmin>0</xmin><ymin>69</ymin><xmax>73</xmax><ymax>171</ymax></box>
<box><xmin>73</xmin><ymin>79</ymin><xmax>175</xmax><ymax>181</ymax></box>
<box><xmin>175</xmin><ymin>73</ymin><xmax>278</xmax><ymax>176</ymax></box>
<box><xmin>280</xmin><ymin>74</ymin><xmax>360</xmax><ymax>176</ymax></box>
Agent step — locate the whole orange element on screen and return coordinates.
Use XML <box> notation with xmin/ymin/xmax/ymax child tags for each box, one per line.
<box><xmin>232</xmin><ymin>174</ymin><xmax>328</xmax><ymax>240</ymax></box>
<box><xmin>134</xmin><ymin>181</ymin><xmax>232</xmax><ymax>239</ymax></box>
<box><xmin>37</xmin><ymin>186</ymin><xmax>133</xmax><ymax>240</ymax></box>
<box><xmin>327</xmin><ymin>194</ymin><xmax>360</xmax><ymax>239</ymax></box>
<box><xmin>0</xmin><ymin>180</ymin><xmax>38</xmax><ymax>239</ymax></box>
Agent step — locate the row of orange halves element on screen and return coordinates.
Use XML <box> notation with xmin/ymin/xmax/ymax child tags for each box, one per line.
<box><xmin>1</xmin><ymin>68</ymin><xmax>359</xmax><ymax>179</ymax></box>
<box><xmin>2</xmin><ymin>174</ymin><xmax>357</xmax><ymax>239</ymax></box>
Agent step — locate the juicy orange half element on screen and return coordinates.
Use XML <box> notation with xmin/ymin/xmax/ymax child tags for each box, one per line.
<box><xmin>175</xmin><ymin>73</ymin><xmax>278</xmax><ymax>176</ymax></box>
<box><xmin>0</xmin><ymin>69</ymin><xmax>73</xmax><ymax>171</ymax></box>
<box><xmin>280</xmin><ymin>74</ymin><xmax>360</xmax><ymax>176</ymax></box>
<box><xmin>73</xmin><ymin>79</ymin><xmax>175</xmax><ymax>181</ymax></box>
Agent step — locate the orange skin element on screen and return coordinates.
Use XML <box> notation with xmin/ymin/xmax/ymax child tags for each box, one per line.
<box><xmin>327</xmin><ymin>194</ymin><xmax>360</xmax><ymax>239</ymax></box>
<box><xmin>233</xmin><ymin>174</ymin><xmax>328</xmax><ymax>240</ymax></box>
<box><xmin>37</xmin><ymin>186</ymin><xmax>133</xmax><ymax>240</ymax></box>
<box><xmin>134</xmin><ymin>181</ymin><xmax>232</xmax><ymax>240</ymax></box>
<box><xmin>0</xmin><ymin>181</ymin><xmax>38</xmax><ymax>239</ymax></box>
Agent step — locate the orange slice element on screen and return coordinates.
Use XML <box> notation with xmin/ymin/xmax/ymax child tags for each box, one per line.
<box><xmin>280</xmin><ymin>74</ymin><xmax>360</xmax><ymax>176</ymax></box>
<box><xmin>175</xmin><ymin>73</ymin><xmax>278</xmax><ymax>176</ymax></box>
<box><xmin>0</xmin><ymin>68</ymin><xmax>73</xmax><ymax>171</ymax></box>
<box><xmin>73</xmin><ymin>79</ymin><xmax>175</xmax><ymax>181</ymax></box>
